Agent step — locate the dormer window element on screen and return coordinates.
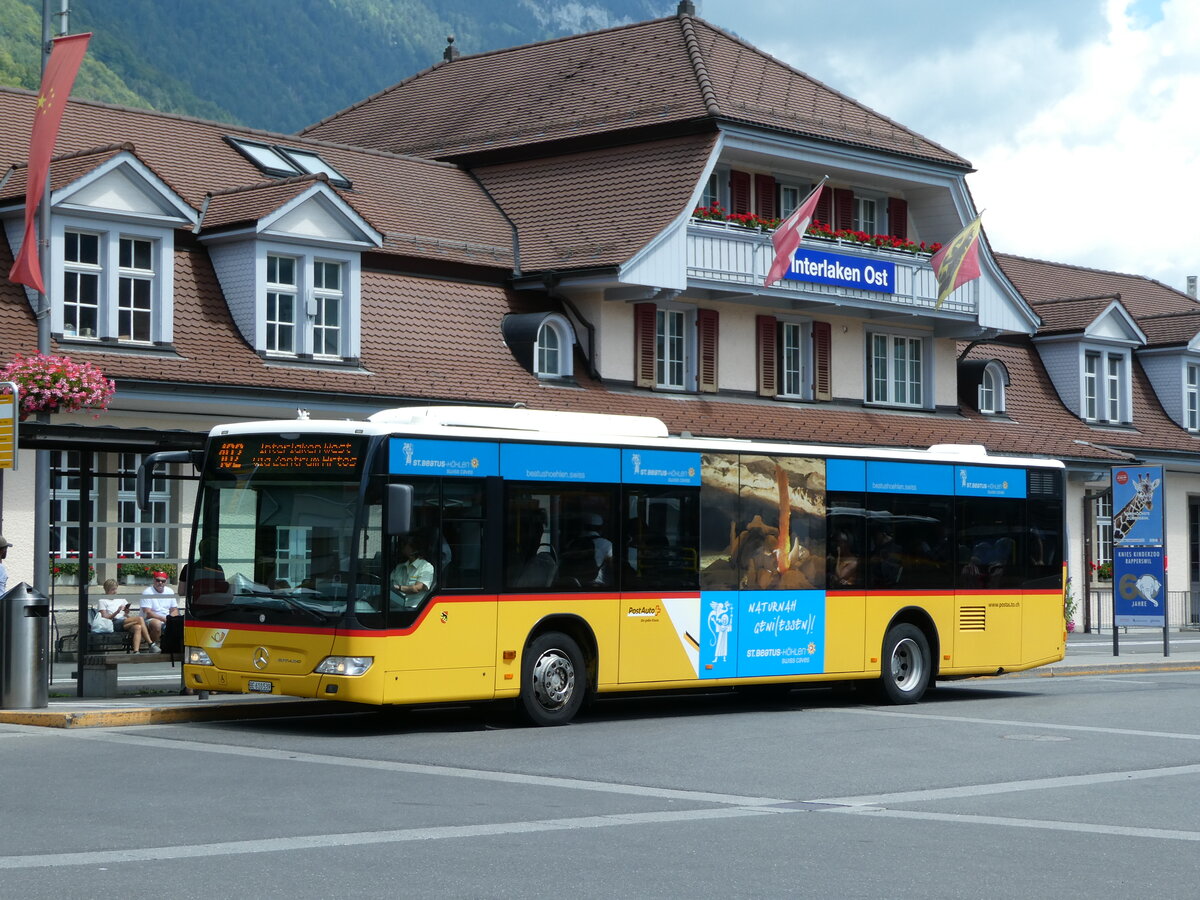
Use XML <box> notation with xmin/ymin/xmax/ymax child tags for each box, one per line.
<box><xmin>501</xmin><ymin>312</ymin><xmax>576</xmax><ymax>380</ymax></box>
<box><xmin>1083</xmin><ymin>348</ymin><xmax>1129</xmax><ymax>424</ymax></box>
<box><xmin>261</xmin><ymin>249</ymin><xmax>349</xmax><ymax>358</ymax></box>
<box><xmin>978</xmin><ymin>362</ymin><xmax>1006</xmax><ymax>414</ymax></box>
<box><xmin>1187</xmin><ymin>363</ymin><xmax>1200</xmax><ymax>431</ymax></box>
<box><xmin>58</xmin><ymin>224</ymin><xmax>169</xmax><ymax>344</ymax></box>
<box><xmin>535</xmin><ymin>317</ymin><xmax>573</xmax><ymax>378</ymax></box>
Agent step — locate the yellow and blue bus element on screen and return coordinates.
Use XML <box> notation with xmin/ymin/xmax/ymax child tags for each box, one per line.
<box><xmin>154</xmin><ymin>406</ymin><xmax>1066</xmax><ymax>725</ymax></box>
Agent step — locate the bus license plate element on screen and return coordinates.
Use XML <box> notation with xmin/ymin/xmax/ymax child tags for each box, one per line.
<box><xmin>248</xmin><ymin>680</ymin><xmax>273</xmax><ymax>693</ymax></box>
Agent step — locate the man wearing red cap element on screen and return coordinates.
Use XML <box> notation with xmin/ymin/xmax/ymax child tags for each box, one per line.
<box><xmin>139</xmin><ymin>570</ymin><xmax>177</xmax><ymax>653</ymax></box>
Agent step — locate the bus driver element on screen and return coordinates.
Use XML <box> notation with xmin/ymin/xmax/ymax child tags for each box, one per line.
<box><xmin>390</xmin><ymin>537</ymin><xmax>434</xmax><ymax>609</ymax></box>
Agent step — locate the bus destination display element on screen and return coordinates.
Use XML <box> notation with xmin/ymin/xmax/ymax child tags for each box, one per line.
<box><xmin>212</xmin><ymin>436</ymin><xmax>365</xmax><ymax>474</ymax></box>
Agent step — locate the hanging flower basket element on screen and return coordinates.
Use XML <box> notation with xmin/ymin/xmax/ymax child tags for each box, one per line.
<box><xmin>0</xmin><ymin>353</ymin><xmax>116</xmax><ymax>420</ymax></box>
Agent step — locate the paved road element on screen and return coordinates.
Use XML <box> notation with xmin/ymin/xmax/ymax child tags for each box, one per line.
<box><xmin>4</xmin><ymin>665</ymin><xmax>1200</xmax><ymax>898</ymax></box>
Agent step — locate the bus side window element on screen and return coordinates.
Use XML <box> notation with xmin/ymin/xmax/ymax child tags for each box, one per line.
<box><xmin>622</xmin><ymin>486</ymin><xmax>699</xmax><ymax>591</ymax></box>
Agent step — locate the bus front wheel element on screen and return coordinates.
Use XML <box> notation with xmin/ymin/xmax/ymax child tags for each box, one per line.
<box><xmin>519</xmin><ymin>632</ymin><xmax>586</xmax><ymax>726</ymax></box>
<box><xmin>878</xmin><ymin>624</ymin><xmax>931</xmax><ymax>704</ymax></box>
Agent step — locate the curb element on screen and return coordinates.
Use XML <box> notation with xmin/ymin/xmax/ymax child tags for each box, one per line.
<box><xmin>0</xmin><ymin>698</ymin><xmax>344</xmax><ymax>729</ymax></box>
<box><xmin>1012</xmin><ymin>662</ymin><xmax>1200</xmax><ymax>679</ymax></box>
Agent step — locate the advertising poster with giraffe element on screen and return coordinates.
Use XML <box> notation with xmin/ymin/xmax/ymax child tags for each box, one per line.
<box><xmin>1111</xmin><ymin>465</ymin><xmax>1165</xmax><ymax>627</ymax></box>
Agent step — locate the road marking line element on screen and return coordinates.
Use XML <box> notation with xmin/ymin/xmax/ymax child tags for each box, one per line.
<box><xmin>64</xmin><ymin>729</ymin><xmax>791</xmax><ymax>807</ymax></box>
<box><xmin>815</xmin><ymin>762</ymin><xmax>1200</xmax><ymax>806</ymax></box>
<box><xmin>835</xmin><ymin>707</ymin><xmax>1200</xmax><ymax>741</ymax></box>
<box><xmin>830</xmin><ymin>807</ymin><xmax>1200</xmax><ymax>842</ymax></box>
<box><xmin>0</xmin><ymin>806</ymin><xmax>791</xmax><ymax>870</ymax></box>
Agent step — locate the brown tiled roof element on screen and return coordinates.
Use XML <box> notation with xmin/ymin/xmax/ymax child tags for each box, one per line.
<box><xmin>1138</xmin><ymin>310</ymin><xmax>1200</xmax><ymax>347</ymax></box>
<box><xmin>199</xmin><ymin>176</ymin><xmax>332</xmax><ymax>230</ymax></box>
<box><xmin>1025</xmin><ymin>295</ymin><xmax>1119</xmax><ymax>336</ymax></box>
<box><xmin>0</xmin><ymin>88</ymin><xmax>513</xmax><ymax>271</ymax></box>
<box><xmin>956</xmin><ymin>339</ymin><xmax>1200</xmax><ymax>459</ymax></box>
<box><xmin>998</xmin><ymin>253</ymin><xmax>1200</xmax><ymax>321</ymax></box>
<box><xmin>473</xmin><ymin>133</ymin><xmax>717</xmax><ymax>270</ymax></box>
<box><xmin>302</xmin><ymin>14</ymin><xmax>968</xmax><ymax>169</ymax></box>
<box><xmin>3</xmin><ymin>143</ymin><xmax>133</xmax><ymax>196</ymax></box>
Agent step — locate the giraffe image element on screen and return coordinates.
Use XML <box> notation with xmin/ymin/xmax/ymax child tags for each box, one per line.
<box><xmin>1112</xmin><ymin>472</ymin><xmax>1161</xmax><ymax>543</ymax></box>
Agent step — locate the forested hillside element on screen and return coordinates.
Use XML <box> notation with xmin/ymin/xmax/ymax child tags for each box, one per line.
<box><xmin>0</xmin><ymin>0</ymin><xmax>674</xmax><ymax>133</ymax></box>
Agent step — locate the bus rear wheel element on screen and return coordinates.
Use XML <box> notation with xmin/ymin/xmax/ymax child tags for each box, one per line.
<box><xmin>519</xmin><ymin>632</ymin><xmax>586</xmax><ymax>726</ymax></box>
<box><xmin>878</xmin><ymin>623</ymin><xmax>931</xmax><ymax>704</ymax></box>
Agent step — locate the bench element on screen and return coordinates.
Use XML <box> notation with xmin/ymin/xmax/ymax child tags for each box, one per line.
<box><xmin>75</xmin><ymin>651</ymin><xmax>179</xmax><ymax>698</ymax></box>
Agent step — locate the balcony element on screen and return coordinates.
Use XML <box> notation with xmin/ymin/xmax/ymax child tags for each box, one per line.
<box><xmin>685</xmin><ymin>220</ymin><xmax>977</xmax><ymax>317</ymax></box>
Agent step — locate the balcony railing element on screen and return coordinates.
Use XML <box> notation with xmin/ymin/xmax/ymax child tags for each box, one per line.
<box><xmin>685</xmin><ymin>220</ymin><xmax>977</xmax><ymax>316</ymax></box>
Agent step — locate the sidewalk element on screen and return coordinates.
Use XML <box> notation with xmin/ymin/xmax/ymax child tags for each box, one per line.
<box><xmin>3</xmin><ymin>630</ymin><xmax>1198</xmax><ymax>728</ymax></box>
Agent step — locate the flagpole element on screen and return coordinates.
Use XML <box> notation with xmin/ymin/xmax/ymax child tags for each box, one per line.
<box><xmin>32</xmin><ymin>0</ymin><xmax>69</xmax><ymax>599</ymax></box>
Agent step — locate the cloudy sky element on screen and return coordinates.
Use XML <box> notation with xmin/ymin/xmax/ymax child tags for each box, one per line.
<box><xmin>697</xmin><ymin>0</ymin><xmax>1196</xmax><ymax>294</ymax></box>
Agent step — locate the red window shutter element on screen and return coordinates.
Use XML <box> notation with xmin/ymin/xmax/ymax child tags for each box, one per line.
<box><xmin>634</xmin><ymin>303</ymin><xmax>656</xmax><ymax>388</ymax></box>
<box><xmin>755</xmin><ymin>174</ymin><xmax>777</xmax><ymax>219</ymax></box>
<box><xmin>814</xmin><ymin>188</ymin><xmax>833</xmax><ymax>228</ymax></box>
<box><xmin>887</xmin><ymin>197</ymin><xmax>908</xmax><ymax>240</ymax></box>
<box><xmin>812</xmin><ymin>320</ymin><xmax>831</xmax><ymax>401</ymax></box>
<box><xmin>697</xmin><ymin>308</ymin><xmax>719</xmax><ymax>393</ymax></box>
<box><xmin>756</xmin><ymin>315</ymin><xmax>778</xmax><ymax>398</ymax></box>
<box><xmin>730</xmin><ymin>170</ymin><xmax>751</xmax><ymax>215</ymax></box>
<box><xmin>833</xmin><ymin>188</ymin><xmax>855</xmax><ymax>231</ymax></box>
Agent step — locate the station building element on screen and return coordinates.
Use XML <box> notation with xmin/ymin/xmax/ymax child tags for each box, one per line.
<box><xmin>2</xmin><ymin>2</ymin><xmax>1199</xmax><ymax>630</ymax></box>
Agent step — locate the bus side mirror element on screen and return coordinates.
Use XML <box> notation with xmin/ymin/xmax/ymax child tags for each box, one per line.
<box><xmin>387</xmin><ymin>484</ymin><xmax>413</xmax><ymax>535</ymax></box>
<box><xmin>137</xmin><ymin>450</ymin><xmax>202</xmax><ymax>511</ymax></box>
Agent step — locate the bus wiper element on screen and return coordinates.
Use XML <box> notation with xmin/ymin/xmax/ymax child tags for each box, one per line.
<box><xmin>233</xmin><ymin>586</ymin><xmax>328</xmax><ymax>623</ymax></box>
<box><xmin>271</xmin><ymin>593</ymin><xmax>329</xmax><ymax>623</ymax></box>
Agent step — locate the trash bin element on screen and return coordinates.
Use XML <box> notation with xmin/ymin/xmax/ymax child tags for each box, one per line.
<box><xmin>0</xmin><ymin>583</ymin><xmax>50</xmax><ymax>709</ymax></box>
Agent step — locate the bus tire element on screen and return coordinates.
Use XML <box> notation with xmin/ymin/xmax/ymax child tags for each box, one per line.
<box><xmin>519</xmin><ymin>632</ymin><xmax>586</xmax><ymax>726</ymax></box>
<box><xmin>878</xmin><ymin>623</ymin><xmax>931</xmax><ymax>704</ymax></box>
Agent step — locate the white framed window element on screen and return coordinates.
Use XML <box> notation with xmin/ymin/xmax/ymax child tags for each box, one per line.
<box><xmin>656</xmin><ymin>308</ymin><xmax>687</xmax><ymax>389</ymax></box>
<box><xmin>63</xmin><ymin>230</ymin><xmax>101</xmax><ymax>338</ymax></box>
<box><xmin>53</xmin><ymin>218</ymin><xmax>174</xmax><ymax>345</ymax></box>
<box><xmin>978</xmin><ymin>361</ymin><xmax>1006</xmax><ymax>415</ymax></box>
<box><xmin>779</xmin><ymin>184</ymin><xmax>802</xmax><ymax>219</ymax></box>
<box><xmin>1186</xmin><ymin>363</ymin><xmax>1200</xmax><ymax>431</ymax></box>
<box><xmin>780</xmin><ymin>320</ymin><xmax>808</xmax><ymax>399</ymax></box>
<box><xmin>49</xmin><ymin>450</ymin><xmax>95</xmax><ymax>559</ymax></box>
<box><xmin>534</xmin><ymin>315</ymin><xmax>574</xmax><ymax>379</ymax></box>
<box><xmin>118</xmin><ymin>453</ymin><xmax>169</xmax><ymax>560</ymax></box>
<box><xmin>255</xmin><ymin>245</ymin><xmax>357</xmax><ymax>360</ymax></box>
<box><xmin>312</xmin><ymin>260</ymin><xmax>342</xmax><ymax>357</ymax></box>
<box><xmin>266</xmin><ymin>254</ymin><xmax>297</xmax><ymax>354</ymax></box>
<box><xmin>855</xmin><ymin>196</ymin><xmax>877</xmax><ymax>234</ymax></box>
<box><xmin>1093</xmin><ymin>491</ymin><xmax>1113</xmax><ymax>575</ymax></box>
<box><xmin>118</xmin><ymin>236</ymin><xmax>154</xmax><ymax>342</ymax></box>
<box><xmin>1106</xmin><ymin>355</ymin><xmax>1121</xmax><ymax>421</ymax></box>
<box><xmin>1084</xmin><ymin>352</ymin><xmax>1099</xmax><ymax>420</ymax></box>
<box><xmin>1082</xmin><ymin>348</ymin><xmax>1128</xmax><ymax>423</ymax></box>
<box><xmin>868</xmin><ymin>331</ymin><xmax>925</xmax><ymax>407</ymax></box>
<box><xmin>701</xmin><ymin>173</ymin><xmax>720</xmax><ymax>208</ymax></box>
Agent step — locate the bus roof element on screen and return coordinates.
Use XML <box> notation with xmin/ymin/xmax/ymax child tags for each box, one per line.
<box><xmin>208</xmin><ymin>406</ymin><xmax>1064</xmax><ymax>470</ymax></box>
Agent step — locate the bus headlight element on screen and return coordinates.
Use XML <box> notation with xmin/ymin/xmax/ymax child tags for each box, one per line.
<box><xmin>314</xmin><ymin>656</ymin><xmax>373</xmax><ymax>676</ymax></box>
<box><xmin>185</xmin><ymin>646</ymin><xmax>214</xmax><ymax>666</ymax></box>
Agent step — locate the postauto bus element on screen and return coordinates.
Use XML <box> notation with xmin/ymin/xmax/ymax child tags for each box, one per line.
<box><xmin>143</xmin><ymin>406</ymin><xmax>1066</xmax><ymax>725</ymax></box>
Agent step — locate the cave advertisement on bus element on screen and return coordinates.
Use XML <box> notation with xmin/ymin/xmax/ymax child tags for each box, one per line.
<box><xmin>695</xmin><ymin>452</ymin><xmax>827</xmax><ymax>678</ymax></box>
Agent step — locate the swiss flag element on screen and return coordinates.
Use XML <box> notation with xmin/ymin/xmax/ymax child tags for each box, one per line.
<box><xmin>9</xmin><ymin>33</ymin><xmax>91</xmax><ymax>294</ymax></box>
<box><xmin>764</xmin><ymin>178</ymin><xmax>827</xmax><ymax>288</ymax></box>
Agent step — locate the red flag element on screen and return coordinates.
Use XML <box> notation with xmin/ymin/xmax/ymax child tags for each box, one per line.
<box><xmin>929</xmin><ymin>214</ymin><xmax>983</xmax><ymax>308</ymax></box>
<box><xmin>8</xmin><ymin>32</ymin><xmax>92</xmax><ymax>294</ymax></box>
<box><xmin>764</xmin><ymin>177</ymin><xmax>827</xmax><ymax>288</ymax></box>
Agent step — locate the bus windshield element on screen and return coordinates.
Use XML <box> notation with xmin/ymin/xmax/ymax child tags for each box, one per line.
<box><xmin>188</xmin><ymin>435</ymin><xmax>383</xmax><ymax>626</ymax></box>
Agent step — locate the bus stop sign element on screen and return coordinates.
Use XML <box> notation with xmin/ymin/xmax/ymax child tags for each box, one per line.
<box><xmin>0</xmin><ymin>384</ymin><xmax>17</xmax><ymax>471</ymax></box>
